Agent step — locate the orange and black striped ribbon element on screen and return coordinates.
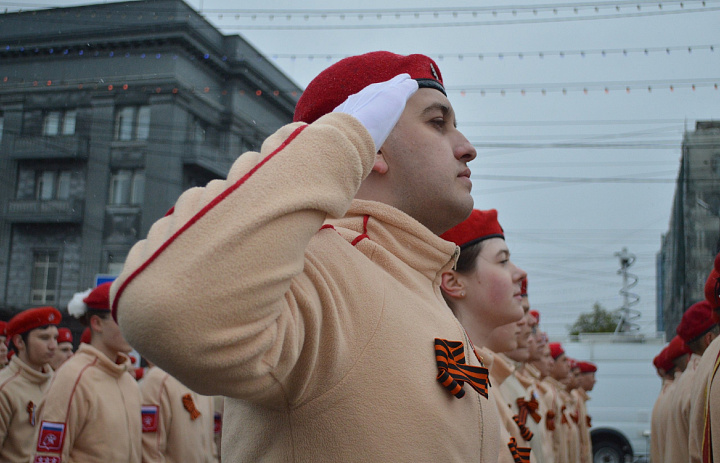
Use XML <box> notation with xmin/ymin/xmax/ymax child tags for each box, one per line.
<box><xmin>546</xmin><ymin>411</ymin><xmax>556</xmax><ymax>431</ymax></box>
<box><xmin>561</xmin><ymin>405</ymin><xmax>569</xmax><ymax>425</ymax></box>
<box><xmin>512</xmin><ymin>414</ymin><xmax>534</xmax><ymax>441</ymax></box>
<box><xmin>26</xmin><ymin>401</ymin><xmax>35</xmax><ymax>426</ymax></box>
<box><xmin>434</xmin><ymin>338</ymin><xmax>490</xmax><ymax>399</ymax></box>
<box><xmin>507</xmin><ymin>437</ymin><xmax>532</xmax><ymax>463</ymax></box>
<box><xmin>182</xmin><ymin>393</ymin><xmax>201</xmax><ymax>420</ymax></box>
<box><xmin>571</xmin><ymin>410</ymin><xmax>580</xmax><ymax>424</ymax></box>
<box><xmin>586</xmin><ymin>415</ymin><xmax>592</xmax><ymax>428</ymax></box>
<box><xmin>518</xmin><ymin>397</ymin><xmax>542</xmax><ymax>423</ymax></box>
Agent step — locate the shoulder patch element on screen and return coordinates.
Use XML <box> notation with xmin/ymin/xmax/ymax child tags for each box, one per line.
<box><xmin>36</xmin><ymin>421</ymin><xmax>66</xmax><ymax>453</ymax></box>
<box><xmin>142</xmin><ymin>405</ymin><xmax>159</xmax><ymax>432</ymax></box>
<box><xmin>214</xmin><ymin>411</ymin><xmax>222</xmax><ymax>434</ymax></box>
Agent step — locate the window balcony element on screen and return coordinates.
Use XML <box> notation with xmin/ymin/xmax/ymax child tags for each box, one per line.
<box><xmin>12</xmin><ymin>135</ymin><xmax>90</xmax><ymax>160</ymax></box>
<box><xmin>182</xmin><ymin>142</ymin><xmax>232</xmax><ymax>178</ymax></box>
<box><xmin>5</xmin><ymin>199</ymin><xmax>84</xmax><ymax>223</ymax></box>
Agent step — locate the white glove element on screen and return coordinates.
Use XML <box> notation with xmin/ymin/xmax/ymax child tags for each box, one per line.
<box><xmin>332</xmin><ymin>73</ymin><xmax>419</xmax><ymax>151</ymax></box>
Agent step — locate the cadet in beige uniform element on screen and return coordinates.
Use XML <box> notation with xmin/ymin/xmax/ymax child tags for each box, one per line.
<box><xmin>440</xmin><ymin>209</ymin><xmax>533</xmax><ymax>463</ymax></box>
<box><xmin>687</xmin><ymin>253</ymin><xmax>720</xmax><ymax>463</ymax></box>
<box><xmin>543</xmin><ymin>343</ymin><xmax>571</xmax><ymax>463</ymax></box>
<box><xmin>664</xmin><ymin>300</ymin><xmax>718</xmax><ymax>463</ymax></box>
<box><xmin>650</xmin><ymin>341</ymin><xmax>683</xmax><ymax>463</ymax></box>
<box><xmin>49</xmin><ymin>327</ymin><xmax>73</xmax><ymax>371</ymax></box>
<box><xmin>33</xmin><ymin>283</ymin><xmax>141</xmax><ymax>462</ymax></box>
<box><xmin>140</xmin><ymin>364</ymin><xmax>219</xmax><ymax>462</ymax></box>
<box><xmin>0</xmin><ymin>306</ymin><xmax>60</xmax><ymax>463</ymax></box>
<box><xmin>573</xmin><ymin>360</ymin><xmax>596</xmax><ymax>463</ymax></box>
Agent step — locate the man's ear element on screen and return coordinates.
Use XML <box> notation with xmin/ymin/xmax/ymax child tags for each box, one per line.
<box><xmin>89</xmin><ymin>314</ymin><xmax>104</xmax><ymax>334</ymax></box>
<box><xmin>11</xmin><ymin>334</ymin><xmax>24</xmax><ymax>351</ymax></box>
<box><xmin>441</xmin><ymin>270</ymin><xmax>466</xmax><ymax>299</ymax></box>
<box><xmin>372</xmin><ymin>150</ymin><xmax>389</xmax><ymax>174</ymax></box>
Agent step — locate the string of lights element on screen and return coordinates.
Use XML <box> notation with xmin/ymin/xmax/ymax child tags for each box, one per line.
<box><xmin>2</xmin><ymin>74</ymin><xmax>716</xmax><ymax>97</ymax></box>
<box><xmin>201</xmin><ymin>3</ymin><xmax>720</xmax><ymax>30</ymax></box>
<box><xmin>267</xmin><ymin>43</ymin><xmax>717</xmax><ymax>62</ymax></box>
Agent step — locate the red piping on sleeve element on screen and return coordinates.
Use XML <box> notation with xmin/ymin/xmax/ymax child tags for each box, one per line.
<box><xmin>111</xmin><ymin>124</ymin><xmax>309</xmax><ymax>320</ymax></box>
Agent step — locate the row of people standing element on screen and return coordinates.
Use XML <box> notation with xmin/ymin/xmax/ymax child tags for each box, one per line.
<box><xmin>651</xmin><ymin>251</ymin><xmax>720</xmax><ymax>463</ymax></box>
<box><xmin>440</xmin><ymin>209</ymin><xmax>597</xmax><ymax>463</ymax></box>
<box><xmin>0</xmin><ymin>282</ymin><xmax>221</xmax><ymax>462</ymax></box>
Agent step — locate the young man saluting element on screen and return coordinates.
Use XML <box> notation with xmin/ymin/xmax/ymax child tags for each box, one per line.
<box><xmin>112</xmin><ymin>52</ymin><xmax>494</xmax><ymax>461</ymax></box>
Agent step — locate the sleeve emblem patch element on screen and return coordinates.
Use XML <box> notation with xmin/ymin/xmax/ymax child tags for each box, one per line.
<box><xmin>36</xmin><ymin>421</ymin><xmax>66</xmax><ymax>453</ymax></box>
<box><xmin>34</xmin><ymin>457</ymin><xmax>61</xmax><ymax>463</ymax></box>
<box><xmin>142</xmin><ymin>405</ymin><xmax>159</xmax><ymax>432</ymax></box>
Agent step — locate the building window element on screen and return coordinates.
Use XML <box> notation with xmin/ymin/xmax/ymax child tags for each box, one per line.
<box><xmin>35</xmin><ymin>170</ymin><xmax>72</xmax><ymax>200</ymax></box>
<box><xmin>106</xmin><ymin>252</ymin><xmax>126</xmax><ymax>275</ymax></box>
<box><xmin>42</xmin><ymin>109</ymin><xmax>76</xmax><ymax>136</ymax></box>
<box><xmin>109</xmin><ymin>169</ymin><xmax>145</xmax><ymax>205</ymax></box>
<box><xmin>31</xmin><ymin>250</ymin><xmax>59</xmax><ymax>304</ymax></box>
<box><xmin>189</xmin><ymin>116</ymin><xmax>207</xmax><ymax>143</ymax></box>
<box><xmin>114</xmin><ymin>106</ymin><xmax>150</xmax><ymax>141</ymax></box>
<box><xmin>0</xmin><ymin>113</ymin><xmax>4</xmax><ymax>143</ymax></box>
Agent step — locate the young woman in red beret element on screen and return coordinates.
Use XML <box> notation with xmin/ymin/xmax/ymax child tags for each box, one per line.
<box><xmin>440</xmin><ymin>209</ymin><xmax>535</xmax><ymax>462</ymax></box>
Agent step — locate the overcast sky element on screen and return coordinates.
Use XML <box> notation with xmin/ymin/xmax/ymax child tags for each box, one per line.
<box><xmin>4</xmin><ymin>0</ymin><xmax>719</xmax><ymax>338</ymax></box>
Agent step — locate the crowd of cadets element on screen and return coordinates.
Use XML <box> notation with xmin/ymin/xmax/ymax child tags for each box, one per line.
<box><xmin>0</xmin><ymin>283</ymin><xmax>222</xmax><ymax>463</ymax></box>
<box><xmin>0</xmin><ymin>220</ymin><xmax>598</xmax><ymax>463</ymax></box>
<box><xmin>651</xmin><ymin>252</ymin><xmax>720</xmax><ymax>463</ymax></box>
<box><xmin>0</xmin><ymin>52</ymin><xmax>612</xmax><ymax>462</ymax></box>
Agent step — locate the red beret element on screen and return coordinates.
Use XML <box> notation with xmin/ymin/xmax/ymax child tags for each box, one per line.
<box><xmin>294</xmin><ymin>51</ymin><xmax>445</xmax><ymax>124</ymax></box>
<box><xmin>7</xmin><ymin>307</ymin><xmax>61</xmax><ymax>338</ymax></box>
<box><xmin>0</xmin><ymin>321</ymin><xmax>6</xmax><ymax>337</ymax></box>
<box><xmin>666</xmin><ymin>334</ymin><xmax>692</xmax><ymax>361</ymax></box>
<box><xmin>529</xmin><ymin>310</ymin><xmax>540</xmax><ymax>324</ymax></box>
<box><xmin>705</xmin><ymin>252</ymin><xmax>720</xmax><ymax>309</ymax></box>
<box><xmin>440</xmin><ymin>209</ymin><xmax>504</xmax><ymax>249</ymax></box>
<box><xmin>520</xmin><ymin>278</ymin><xmax>528</xmax><ymax>297</ymax></box>
<box><xmin>676</xmin><ymin>300</ymin><xmax>716</xmax><ymax>342</ymax></box>
<box><xmin>576</xmin><ymin>361</ymin><xmax>597</xmax><ymax>373</ymax></box>
<box><xmin>57</xmin><ymin>327</ymin><xmax>73</xmax><ymax>344</ymax></box>
<box><xmin>549</xmin><ymin>342</ymin><xmax>565</xmax><ymax>360</ymax></box>
<box><xmin>653</xmin><ymin>349</ymin><xmax>673</xmax><ymax>372</ymax></box>
<box><xmin>83</xmin><ymin>282</ymin><xmax>112</xmax><ymax>311</ymax></box>
<box><xmin>80</xmin><ymin>327</ymin><xmax>91</xmax><ymax>344</ymax></box>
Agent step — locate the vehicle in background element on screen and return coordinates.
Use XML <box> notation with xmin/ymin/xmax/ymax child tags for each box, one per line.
<box><xmin>562</xmin><ymin>332</ymin><xmax>664</xmax><ymax>463</ymax></box>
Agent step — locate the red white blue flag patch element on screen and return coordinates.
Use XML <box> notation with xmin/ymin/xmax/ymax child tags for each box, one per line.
<box><xmin>142</xmin><ymin>405</ymin><xmax>159</xmax><ymax>432</ymax></box>
<box><xmin>36</xmin><ymin>421</ymin><xmax>65</xmax><ymax>453</ymax></box>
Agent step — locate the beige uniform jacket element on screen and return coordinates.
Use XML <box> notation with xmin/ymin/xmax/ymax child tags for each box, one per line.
<box><xmin>0</xmin><ymin>356</ymin><xmax>52</xmax><ymax>463</ymax></box>
<box><xmin>559</xmin><ymin>386</ymin><xmax>580</xmax><ymax>463</ymax></box>
<box><xmin>478</xmin><ymin>347</ymin><xmax>534</xmax><ymax>463</ymax></box>
<box><xmin>571</xmin><ymin>388</ymin><xmax>592</xmax><ymax>463</ymax></box>
<box><xmin>541</xmin><ymin>376</ymin><xmax>570</xmax><ymax>463</ymax></box>
<box><xmin>665</xmin><ymin>353</ymin><xmax>702</xmax><ymax>462</ymax></box>
<box><xmin>32</xmin><ymin>343</ymin><xmax>142</xmax><ymax>462</ymax></box>
<box><xmin>650</xmin><ymin>378</ymin><xmax>675</xmax><ymax>463</ymax></box>
<box><xmin>503</xmin><ymin>363</ymin><xmax>553</xmax><ymax>463</ymax></box>
<box><xmin>140</xmin><ymin>366</ymin><xmax>219</xmax><ymax>463</ymax></box>
<box><xmin>113</xmin><ymin>114</ymin><xmax>502</xmax><ymax>462</ymax></box>
<box><xmin>689</xmin><ymin>336</ymin><xmax>720</xmax><ymax>463</ymax></box>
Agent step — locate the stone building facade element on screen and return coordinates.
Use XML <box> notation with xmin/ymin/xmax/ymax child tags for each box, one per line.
<box><xmin>658</xmin><ymin>121</ymin><xmax>720</xmax><ymax>338</ymax></box>
<box><xmin>0</xmin><ymin>0</ymin><xmax>301</xmax><ymax>320</ymax></box>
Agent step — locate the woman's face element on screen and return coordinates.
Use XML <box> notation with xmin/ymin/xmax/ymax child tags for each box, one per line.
<box><xmin>486</xmin><ymin>320</ymin><xmax>522</xmax><ymax>353</ymax></box>
<box><xmin>462</xmin><ymin>238</ymin><xmax>527</xmax><ymax>330</ymax></box>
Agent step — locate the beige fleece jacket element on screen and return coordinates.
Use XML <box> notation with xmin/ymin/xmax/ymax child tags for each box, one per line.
<box><xmin>665</xmin><ymin>353</ymin><xmax>702</xmax><ymax>462</ymax></box>
<box><xmin>112</xmin><ymin>113</ymin><xmax>501</xmax><ymax>462</ymax></box>
<box><xmin>571</xmin><ymin>388</ymin><xmax>592</xmax><ymax>463</ymax></box>
<box><xmin>0</xmin><ymin>356</ymin><xmax>53</xmax><ymax>463</ymax></box>
<box><xmin>689</xmin><ymin>336</ymin><xmax>720</xmax><ymax>463</ymax></box>
<box><xmin>140</xmin><ymin>366</ymin><xmax>218</xmax><ymax>463</ymax></box>
<box><xmin>32</xmin><ymin>343</ymin><xmax>142</xmax><ymax>462</ymax></box>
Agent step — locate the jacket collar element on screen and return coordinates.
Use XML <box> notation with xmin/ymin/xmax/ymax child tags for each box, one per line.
<box><xmin>7</xmin><ymin>355</ymin><xmax>53</xmax><ymax>385</ymax></box>
<box><xmin>328</xmin><ymin>200</ymin><xmax>459</xmax><ymax>284</ymax></box>
<box><xmin>77</xmin><ymin>343</ymin><xmax>132</xmax><ymax>379</ymax></box>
